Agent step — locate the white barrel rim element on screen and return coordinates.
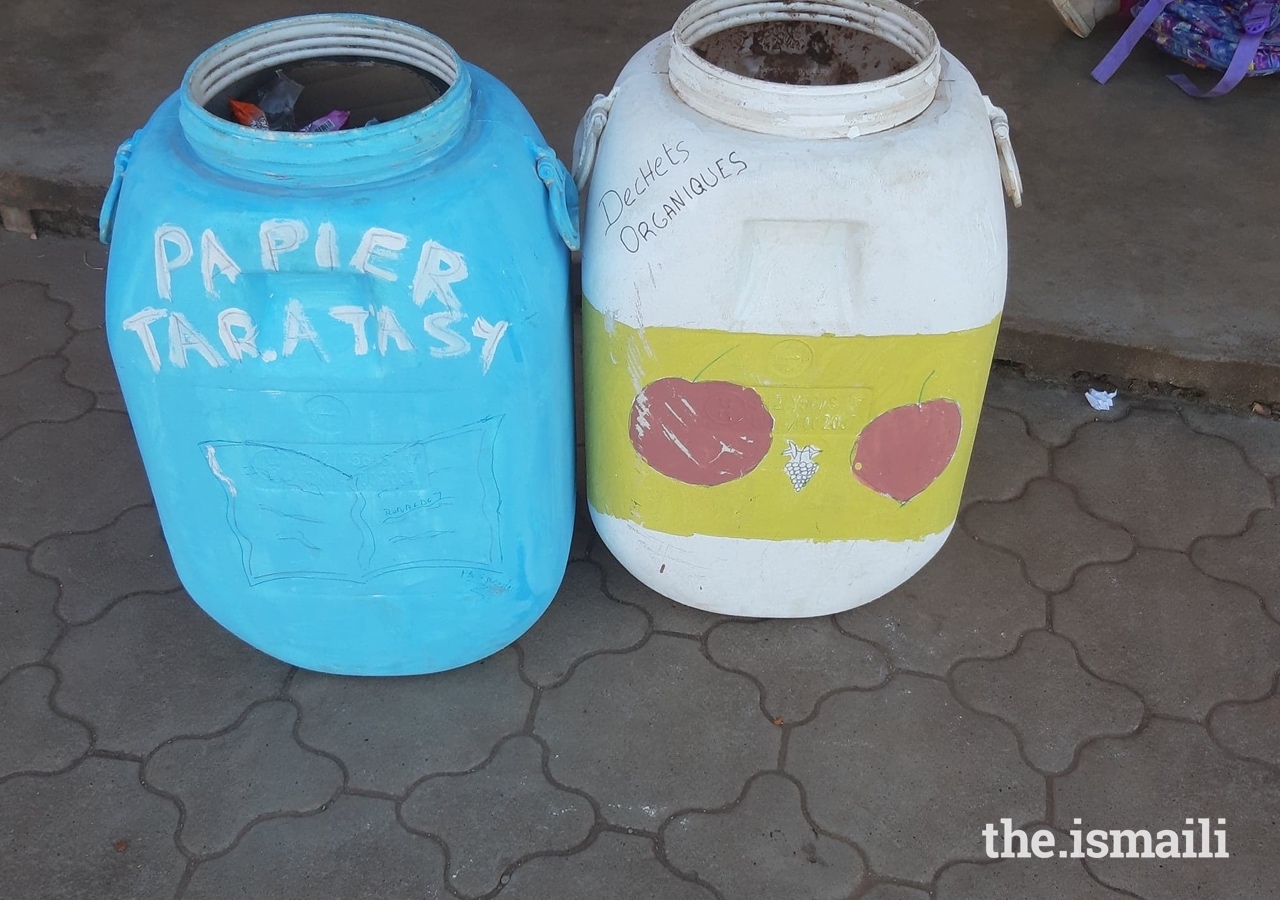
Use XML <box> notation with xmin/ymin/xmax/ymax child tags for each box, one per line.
<box><xmin>667</xmin><ymin>0</ymin><xmax>942</xmax><ymax>138</ymax></box>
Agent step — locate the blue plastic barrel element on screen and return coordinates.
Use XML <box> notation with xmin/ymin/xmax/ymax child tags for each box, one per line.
<box><xmin>99</xmin><ymin>15</ymin><xmax>579</xmax><ymax>675</ymax></box>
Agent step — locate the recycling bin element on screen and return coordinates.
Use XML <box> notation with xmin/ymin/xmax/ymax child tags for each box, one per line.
<box><xmin>100</xmin><ymin>15</ymin><xmax>579</xmax><ymax>674</ymax></box>
<box><xmin>575</xmin><ymin>0</ymin><xmax>1023</xmax><ymax>617</ymax></box>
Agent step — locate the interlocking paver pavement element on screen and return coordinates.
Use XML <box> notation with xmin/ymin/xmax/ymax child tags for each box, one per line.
<box><xmin>663</xmin><ymin>772</ymin><xmax>864</xmax><ymax>900</ymax></box>
<box><xmin>0</xmin><ymin>412</ymin><xmax>151</xmax><ymax>545</ymax></box>
<box><xmin>515</xmin><ymin>561</ymin><xmax>648</xmax><ymax>687</ymax></box>
<box><xmin>50</xmin><ymin>592</ymin><xmax>287</xmax><ymax>755</ymax></box>
<box><xmin>2</xmin><ymin>235</ymin><xmax>1280</xmax><ymax>899</ymax></box>
<box><xmin>30</xmin><ymin>504</ymin><xmax>181</xmax><ymax>624</ymax></box>
<box><xmin>787</xmin><ymin>676</ymin><xmax>1043</xmax><ymax>884</ymax></box>
<box><xmin>934</xmin><ymin>853</ymin><xmax>1135</xmax><ymax>899</ymax></box>
<box><xmin>62</xmin><ymin>328</ymin><xmax>126</xmax><ymax>411</ymax></box>
<box><xmin>0</xmin><ymin>282</ymin><xmax>72</xmax><ymax>375</ymax></box>
<box><xmin>143</xmin><ymin>700</ymin><xmax>343</xmax><ymax>856</ymax></box>
<box><xmin>706</xmin><ymin>617</ymin><xmax>889</xmax><ymax>723</ymax></box>
<box><xmin>964</xmin><ymin>479</ymin><xmax>1134</xmax><ymax>593</ymax></box>
<box><xmin>1056</xmin><ymin>719</ymin><xmax>1280</xmax><ymax>899</ymax></box>
<box><xmin>1207</xmin><ymin>680</ymin><xmax>1280</xmax><ymax>768</ymax></box>
<box><xmin>182</xmin><ymin>794</ymin><xmax>446</xmax><ymax>900</ymax></box>
<box><xmin>0</xmin><ymin>547</ymin><xmax>60</xmax><ymax>674</ymax></box>
<box><xmin>0</xmin><ymin>757</ymin><xmax>185</xmax><ymax>900</ymax></box>
<box><xmin>0</xmin><ymin>357</ymin><xmax>94</xmax><ymax>437</ymax></box>
<box><xmin>538</xmin><ymin>635</ymin><xmax>780</xmax><ymax>830</ymax></box>
<box><xmin>1056</xmin><ymin>551</ymin><xmax>1280</xmax><ymax>718</ymax></box>
<box><xmin>401</xmin><ymin>735</ymin><xmax>594</xmax><ymax>896</ymax></box>
<box><xmin>960</xmin><ymin>407</ymin><xmax>1050</xmax><ymax>505</ymax></box>
<box><xmin>0</xmin><ymin>666</ymin><xmax>90</xmax><ymax>776</ymax></box>
<box><xmin>951</xmin><ymin>630</ymin><xmax>1144</xmax><ymax>774</ymax></box>
<box><xmin>289</xmin><ymin>650</ymin><xmax>531</xmax><ymax>795</ymax></box>
<box><xmin>836</xmin><ymin>536</ymin><xmax>1046</xmax><ymax>676</ymax></box>
<box><xmin>1193</xmin><ymin>508</ymin><xmax>1280</xmax><ymax>621</ymax></box>
<box><xmin>1057</xmin><ymin>410</ymin><xmax>1271</xmax><ymax>550</ymax></box>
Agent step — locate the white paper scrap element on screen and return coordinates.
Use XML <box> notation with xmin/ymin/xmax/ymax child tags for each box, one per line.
<box><xmin>1085</xmin><ymin>388</ymin><xmax>1117</xmax><ymax>411</ymax></box>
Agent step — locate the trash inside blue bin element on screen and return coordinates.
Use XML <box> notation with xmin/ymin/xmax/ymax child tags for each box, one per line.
<box><xmin>99</xmin><ymin>15</ymin><xmax>580</xmax><ymax>675</ymax></box>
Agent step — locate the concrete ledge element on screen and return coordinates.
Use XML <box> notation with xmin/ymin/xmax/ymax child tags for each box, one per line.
<box><xmin>997</xmin><ymin>324</ymin><xmax>1280</xmax><ymax>409</ymax></box>
<box><xmin>0</xmin><ymin>173</ymin><xmax>103</xmax><ymax>238</ymax></box>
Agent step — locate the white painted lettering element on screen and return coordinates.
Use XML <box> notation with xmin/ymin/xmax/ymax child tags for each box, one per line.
<box><xmin>350</xmin><ymin>227</ymin><xmax>408</xmax><ymax>281</ymax></box>
<box><xmin>217</xmin><ymin>308</ymin><xmax>260</xmax><ymax>361</ymax></box>
<box><xmin>259</xmin><ymin>219</ymin><xmax>309</xmax><ymax>270</ymax></box>
<box><xmin>200</xmin><ymin>229</ymin><xmax>242</xmax><ymax>297</ymax></box>
<box><xmin>471</xmin><ymin>317</ymin><xmax>509</xmax><ymax>374</ymax></box>
<box><xmin>168</xmin><ymin>311</ymin><xmax>227</xmax><ymax>369</ymax></box>
<box><xmin>411</xmin><ymin>240</ymin><xmax>468</xmax><ymax>309</ymax></box>
<box><xmin>122</xmin><ymin>308</ymin><xmax>169</xmax><ymax>372</ymax></box>
<box><xmin>315</xmin><ymin>222</ymin><xmax>340</xmax><ymax>269</ymax></box>
<box><xmin>282</xmin><ymin>299</ymin><xmax>328</xmax><ymax>361</ymax></box>
<box><xmin>329</xmin><ymin>305</ymin><xmax>372</xmax><ymax>356</ymax></box>
<box><xmin>424</xmin><ymin>310</ymin><xmax>471</xmax><ymax>358</ymax></box>
<box><xmin>376</xmin><ymin>306</ymin><xmax>415</xmax><ymax>355</ymax></box>
<box><xmin>154</xmin><ymin>225</ymin><xmax>193</xmax><ymax>301</ymax></box>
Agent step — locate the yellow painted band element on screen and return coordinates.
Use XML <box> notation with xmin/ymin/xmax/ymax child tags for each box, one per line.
<box><xmin>584</xmin><ymin>302</ymin><xmax>1001</xmax><ymax>542</ymax></box>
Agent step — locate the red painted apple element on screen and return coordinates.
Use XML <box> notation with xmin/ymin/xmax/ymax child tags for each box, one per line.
<box><xmin>852</xmin><ymin>398</ymin><xmax>962</xmax><ymax>502</ymax></box>
<box><xmin>630</xmin><ymin>377</ymin><xmax>774</xmax><ymax>486</ymax></box>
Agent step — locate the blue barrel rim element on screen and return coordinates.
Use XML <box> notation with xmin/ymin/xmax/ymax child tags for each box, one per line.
<box><xmin>176</xmin><ymin>14</ymin><xmax>474</xmax><ymax>187</ymax></box>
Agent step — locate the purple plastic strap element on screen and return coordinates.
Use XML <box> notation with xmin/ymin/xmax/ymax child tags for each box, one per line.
<box><xmin>1092</xmin><ymin>0</ymin><xmax>1177</xmax><ymax>83</ymax></box>
<box><xmin>1169</xmin><ymin>0</ymin><xmax>1274</xmax><ymax>96</ymax></box>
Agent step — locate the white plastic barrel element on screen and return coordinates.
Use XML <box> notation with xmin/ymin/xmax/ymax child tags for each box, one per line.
<box><xmin>575</xmin><ymin>0</ymin><xmax>1022</xmax><ymax>617</ymax></box>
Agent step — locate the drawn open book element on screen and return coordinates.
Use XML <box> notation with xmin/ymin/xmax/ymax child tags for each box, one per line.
<box><xmin>202</xmin><ymin>418</ymin><xmax>502</xmax><ymax>584</ymax></box>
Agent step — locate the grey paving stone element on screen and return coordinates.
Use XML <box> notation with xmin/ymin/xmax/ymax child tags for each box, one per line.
<box><xmin>537</xmin><ymin>635</ymin><xmax>779</xmax><ymax>829</ymax></box>
<box><xmin>517</xmin><ymin>561</ymin><xmax>648</xmax><ymax>687</ymax></box>
<box><xmin>0</xmin><ymin>281</ymin><xmax>69</xmax><ymax>375</ymax></box>
<box><xmin>0</xmin><ymin>234</ymin><xmax>108</xmax><ymax>331</ymax></box>
<box><xmin>964</xmin><ymin>479</ymin><xmax>1134</xmax><ymax>593</ymax></box>
<box><xmin>0</xmin><ymin>757</ymin><xmax>184</xmax><ymax>900</ymax></box>
<box><xmin>1055</xmin><ymin>551</ymin><xmax>1280</xmax><ymax>718</ymax></box>
<box><xmin>983</xmin><ymin>372</ymin><xmax>1128</xmax><ymax>447</ymax></box>
<box><xmin>961</xmin><ymin>407</ymin><xmax>1050</xmax><ymax>505</ymax></box>
<box><xmin>51</xmin><ymin>592</ymin><xmax>286</xmax><ymax>755</ymax></box>
<box><xmin>787</xmin><ymin>675</ymin><xmax>1043</xmax><ymax>884</ymax></box>
<box><xmin>290</xmin><ymin>648</ymin><xmax>531</xmax><ymax>795</ymax></box>
<box><xmin>0</xmin><ymin>412</ymin><xmax>152</xmax><ymax>545</ymax></box>
<box><xmin>0</xmin><ymin>666</ymin><xmax>90</xmax><ymax>777</ymax></box>
<box><xmin>402</xmin><ymin>735</ymin><xmax>593</xmax><ymax>896</ymax></box>
<box><xmin>62</xmin><ymin>327</ymin><xmax>125</xmax><ymax>411</ymax></box>
<box><xmin>1055</xmin><ymin>719</ymin><xmax>1280</xmax><ymax>899</ymax></box>
<box><xmin>706</xmin><ymin>618</ymin><xmax>888</xmax><ymax>723</ymax></box>
<box><xmin>0</xmin><ymin>547</ymin><xmax>60</xmax><ymax>675</ymax></box>
<box><xmin>1208</xmin><ymin>689</ymin><xmax>1280</xmax><ymax>767</ymax></box>
<box><xmin>31</xmin><ymin>505</ymin><xmax>179</xmax><ymax>625</ymax></box>
<box><xmin>952</xmin><ymin>631</ymin><xmax>1144</xmax><ymax>774</ymax></box>
<box><xmin>593</xmin><ymin>543</ymin><xmax>729</xmax><ymax>635</ymax></box>
<box><xmin>1192</xmin><ymin>508</ymin><xmax>1280</xmax><ymax>621</ymax></box>
<box><xmin>663</xmin><ymin>773</ymin><xmax>864</xmax><ymax>900</ymax></box>
<box><xmin>0</xmin><ymin>357</ymin><xmax>94</xmax><ymax>437</ymax></box>
<box><xmin>1056</xmin><ymin>410</ymin><xmax>1270</xmax><ymax>551</ymax></box>
<box><xmin>500</xmin><ymin>831</ymin><xmax>716</xmax><ymax>900</ymax></box>
<box><xmin>143</xmin><ymin>700</ymin><xmax>343</xmax><ymax>856</ymax></box>
<box><xmin>568</xmin><ymin>526</ymin><xmax>593</xmax><ymax>562</ymax></box>
<box><xmin>183</xmin><ymin>793</ymin><xmax>446</xmax><ymax>900</ymax></box>
<box><xmin>1182</xmin><ymin>405</ymin><xmax>1280</xmax><ymax>478</ymax></box>
<box><xmin>861</xmin><ymin>887</ymin><xmax>931</xmax><ymax>900</ymax></box>
<box><xmin>935</xmin><ymin>856</ymin><xmax>1134</xmax><ymax>899</ymax></box>
<box><xmin>836</xmin><ymin>536</ymin><xmax>1045</xmax><ymax>676</ymax></box>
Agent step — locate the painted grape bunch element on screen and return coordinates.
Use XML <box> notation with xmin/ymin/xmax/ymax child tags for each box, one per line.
<box><xmin>782</xmin><ymin>441</ymin><xmax>820</xmax><ymax>492</ymax></box>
